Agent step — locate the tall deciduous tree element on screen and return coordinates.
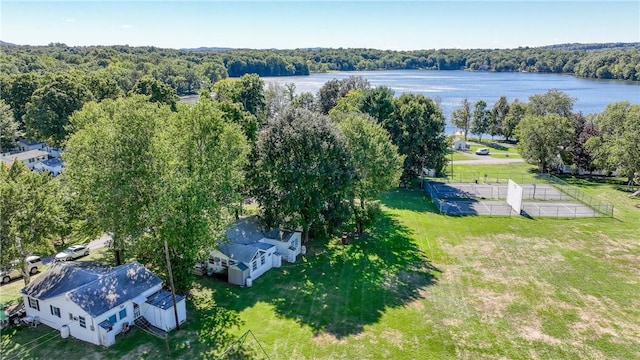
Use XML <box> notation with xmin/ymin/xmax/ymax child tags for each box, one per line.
<box><xmin>586</xmin><ymin>102</ymin><xmax>640</xmax><ymax>186</ymax></box>
<box><xmin>250</xmin><ymin>108</ymin><xmax>355</xmax><ymax>243</ymax></box>
<box><xmin>516</xmin><ymin>114</ymin><xmax>574</xmax><ymax>173</ymax></box>
<box><xmin>451</xmin><ymin>98</ymin><xmax>471</xmax><ymax>140</ymax></box>
<box><xmin>317</xmin><ymin>76</ymin><xmax>370</xmax><ymax>114</ymax></box>
<box><xmin>291</xmin><ymin>92</ymin><xmax>316</xmax><ymax>111</ymax></box>
<box><xmin>490</xmin><ymin>96</ymin><xmax>509</xmax><ymax>139</ymax></box>
<box><xmin>503</xmin><ymin>99</ymin><xmax>527</xmax><ymax>141</ymax></box>
<box><xmin>212</xmin><ymin>74</ymin><xmax>266</xmax><ymax>120</ymax></box>
<box><xmin>64</xmin><ymin>96</ymin><xmax>171</xmax><ymax>265</ymax></box>
<box><xmin>471</xmin><ymin>100</ymin><xmax>490</xmax><ymax>142</ymax></box>
<box><xmin>0</xmin><ymin>161</ymin><xmax>61</xmax><ymax>285</ymax></box>
<box><xmin>145</xmin><ymin>98</ymin><xmax>249</xmax><ymax>292</ymax></box>
<box><xmin>359</xmin><ymin>86</ymin><xmax>396</xmax><ymax>126</ymax></box>
<box><xmin>335</xmin><ymin>113</ymin><xmax>404</xmax><ymax>235</ymax></box>
<box><xmin>83</xmin><ymin>72</ymin><xmax>123</xmax><ymax>102</ymax></box>
<box><xmin>130</xmin><ymin>75</ymin><xmax>179</xmax><ymax>111</ymax></box>
<box><xmin>569</xmin><ymin>113</ymin><xmax>599</xmax><ymax>173</ymax></box>
<box><xmin>528</xmin><ymin>89</ymin><xmax>575</xmax><ymax>118</ymax></box>
<box><xmin>390</xmin><ymin>93</ymin><xmax>447</xmax><ymax>180</ymax></box>
<box><xmin>1</xmin><ymin>73</ymin><xmax>42</xmax><ymax>123</ymax></box>
<box><xmin>0</xmin><ymin>100</ymin><xmax>22</xmax><ymax>150</ymax></box>
<box><xmin>23</xmin><ymin>74</ymin><xmax>94</xmax><ymax>146</ymax></box>
<box><xmin>264</xmin><ymin>82</ymin><xmax>291</xmax><ymax>121</ymax></box>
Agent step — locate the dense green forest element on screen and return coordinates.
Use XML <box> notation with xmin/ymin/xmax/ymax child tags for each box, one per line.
<box><xmin>1</xmin><ymin>43</ymin><xmax>638</xmax><ymax>97</ymax></box>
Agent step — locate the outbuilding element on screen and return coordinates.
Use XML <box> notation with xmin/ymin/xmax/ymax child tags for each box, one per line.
<box><xmin>453</xmin><ymin>138</ymin><xmax>470</xmax><ymax>151</ymax></box>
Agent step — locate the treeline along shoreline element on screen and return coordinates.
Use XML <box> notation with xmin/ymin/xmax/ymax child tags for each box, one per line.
<box><xmin>1</xmin><ymin>42</ymin><xmax>638</xmax><ymax>97</ymax></box>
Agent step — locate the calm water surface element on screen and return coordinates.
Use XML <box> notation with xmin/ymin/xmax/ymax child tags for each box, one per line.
<box><xmin>262</xmin><ymin>70</ymin><xmax>640</xmax><ymax>134</ymax></box>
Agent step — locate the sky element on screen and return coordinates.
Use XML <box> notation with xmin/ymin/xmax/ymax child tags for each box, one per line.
<box><xmin>1</xmin><ymin>1</ymin><xmax>638</xmax><ymax>50</ymax></box>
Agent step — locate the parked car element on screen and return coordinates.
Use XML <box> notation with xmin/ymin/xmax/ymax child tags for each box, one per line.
<box><xmin>475</xmin><ymin>148</ymin><xmax>490</xmax><ymax>155</ymax></box>
<box><xmin>0</xmin><ymin>256</ymin><xmax>43</xmax><ymax>284</ymax></box>
<box><xmin>55</xmin><ymin>245</ymin><xmax>90</xmax><ymax>261</ymax></box>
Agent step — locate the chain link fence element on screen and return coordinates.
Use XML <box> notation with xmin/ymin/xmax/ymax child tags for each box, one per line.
<box><xmin>424</xmin><ymin>173</ymin><xmax>614</xmax><ymax>218</ymax></box>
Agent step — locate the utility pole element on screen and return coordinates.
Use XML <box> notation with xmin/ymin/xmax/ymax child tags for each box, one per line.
<box><xmin>163</xmin><ymin>238</ymin><xmax>180</xmax><ymax>331</ymax></box>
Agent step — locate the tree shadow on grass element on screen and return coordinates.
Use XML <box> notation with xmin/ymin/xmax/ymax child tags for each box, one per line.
<box><xmin>379</xmin><ymin>187</ymin><xmax>439</xmax><ymax>213</ymax></box>
<box><xmin>211</xmin><ymin>212</ymin><xmax>440</xmax><ymax>339</ymax></box>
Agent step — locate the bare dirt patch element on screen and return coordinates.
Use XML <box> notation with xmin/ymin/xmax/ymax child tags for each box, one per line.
<box><xmin>119</xmin><ymin>344</ymin><xmax>154</xmax><ymax>360</ymax></box>
<box><xmin>311</xmin><ymin>332</ymin><xmax>347</xmax><ymax>346</ymax></box>
<box><xmin>380</xmin><ymin>328</ymin><xmax>404</xmax><ymax>347</ymax></box>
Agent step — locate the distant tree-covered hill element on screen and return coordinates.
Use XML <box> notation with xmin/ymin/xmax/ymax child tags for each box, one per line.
<box><xmin>540</xmin><ymin>42</ymin><xmax>640</xmax><ymax>51</ymax></box>
<box><xmin>0</xmin><ymin>43</ymin><xmax>637</xmax><ymax>98</ymax></box>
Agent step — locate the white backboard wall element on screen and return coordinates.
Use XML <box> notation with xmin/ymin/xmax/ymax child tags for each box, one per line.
<box><xmin>507</xmin><ymin>179</ymin><xmax>523</xmax><ymax>215</ymax></box>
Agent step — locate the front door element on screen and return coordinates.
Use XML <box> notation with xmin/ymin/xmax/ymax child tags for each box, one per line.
<box><xmin>134</xmin><ymin>304</ymin><xmax>140</xmax><ymax>319</ymax></box>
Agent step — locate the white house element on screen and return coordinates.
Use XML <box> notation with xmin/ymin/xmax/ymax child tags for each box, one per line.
<box><xmin>33</xmin><ymin>158</ymin><xmax>64</xmax><ymax>176</ymax></box>
<box><xmin>208</xmin><ymin>216</ymin><xmax>302</xmax><ymax>286</ymax></box>
<box><xmin>16</xmin><ymin>138</ymin><xmax>46</xmax><ymax>152</ymax></box>
<box><xmin>1</xmin><ymin>150</ymin><xmax>49</xmax><ymax>169</ymax></box>
<box><xmin>453</xmin><ymin>138</ymin><xmax>470</xmax><ymax>151</ymax></box>
<box><xmin>21</xmin><ymin>261</ymin><xmax>186</xmax><ymax>347</ymax></box>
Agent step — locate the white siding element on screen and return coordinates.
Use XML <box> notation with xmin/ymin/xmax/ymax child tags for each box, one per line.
<box><xmin>260</xmin><ymin>232</ymin><xmax>301</xmax><ymax>263</ymax></box>
<box><xmin>22</xmin><ymin>294</ymin><xmax>101</xmax><ymax>345</ymax></box>
<box><xmin>247</xmin><ymin>248</ymin><xmax>274</xmax><ymax>280</ymax></box>
<box><xmin>207</xmin><ymin>250</ymin><xmax>230</xmax><ymax>273</ymax></box>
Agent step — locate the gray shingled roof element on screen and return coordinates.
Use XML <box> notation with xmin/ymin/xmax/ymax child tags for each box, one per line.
<box><xmin>23</xmin><ymin>261</ymin><xmax>162</xmax><ymax>318</ymax></box>
<box><xmin>225</xmin><ymin>216</ymin><xmax>265</xmax><ymax>245</ymax></box>
<box><xmin>22</xmin><ymin>262</ymin><xmax>112</xmax><ymax>299</ymax></box>
<box><xmin>263</xmin><ymin>229</ymin><xmax>294</xmax><ymax>242</ymax></box>
<box><xmin>227</xmin><ymin>215</ymin><xmax>296</xmax><ymax>244</ymax></box>
<box><xmin>218</xmin><ymin>243</ymin><xmax>259</xmax><ymax>264</ymax></box>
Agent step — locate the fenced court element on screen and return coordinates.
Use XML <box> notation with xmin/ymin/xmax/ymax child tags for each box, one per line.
<box><xmin>424</xmin><ymin>173</ymin><xmax>614</xmax><ymax>218</ymax></box>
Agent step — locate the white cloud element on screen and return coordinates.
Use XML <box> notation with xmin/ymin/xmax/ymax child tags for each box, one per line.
<box><xmin>121</xmin><ymin>24</ymin><xmax>133</xmax><ymax>29</ymax></box>
<box><xmin>65</xmin><ymin>18</ymin><xmax>75</xmax><ymax>23</ymax></box>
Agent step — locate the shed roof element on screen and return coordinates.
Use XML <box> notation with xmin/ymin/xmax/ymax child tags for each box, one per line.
<box><xmin>146</xmin><ymin>290</ymin><xmax>184</xmax><ymax>310</ymax></box>
<box><xmin>40</xmin><ymin>158</ymin><xmax>63</xmax><ymax>167</ymax></box>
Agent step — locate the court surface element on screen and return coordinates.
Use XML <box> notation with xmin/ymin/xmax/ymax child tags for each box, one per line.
<box><xmin>429</xmin><ymin>182</ymin><xmax>598</xmax><ymax>217</ymax></box>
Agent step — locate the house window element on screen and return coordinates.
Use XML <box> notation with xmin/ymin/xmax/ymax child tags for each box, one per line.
<box><xmin>50</xmin><ymin>305</ymin><xmax>61</xmax><ymax>318</ymax></box>
<box><xmin>79</xmin><ymin>316</ymin><xmax>86</xmax><ymax>328</ymax></box>
<box><xmin>221</xmin><ymin>259</ymin><xmax>228</xmax><ymax>267</ymax></box>
<box><xmin>119</xmin><ymin>308</ymin><xmax>127</xmax><ymax>320</ymax></box>
<box><xmin>108</xmin><ymin>314</ymin><xmax>117</xmax><ymax>324</ymax></box>
<box><xmin>28</xmin><ymin>298</ymin><xmax>39</xmax><ymax>311</ymax></box>
<box><xmin>252</xmin><ymin>260</ymin><xmax>257</xmax><ymax>271</ymax></box>
<box><xmin>260</xmin><ymin>255</ymin><xmax>265</xmax><ymax>266</ymax></box>
<box><xmin>69</xmin><ymin>313</ymin><xmax>74</xmax><ymax>320</ymax></box>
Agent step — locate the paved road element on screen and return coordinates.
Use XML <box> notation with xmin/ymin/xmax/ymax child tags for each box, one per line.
<box><xmin>42</xmin><ymin>233</ymin><xmax>112</xmax><ymax>265</ymax></box>
<box><xmin>451</xmin><ymin>157</ymin><xmax>525</xmax><ymax>165</ymax></box>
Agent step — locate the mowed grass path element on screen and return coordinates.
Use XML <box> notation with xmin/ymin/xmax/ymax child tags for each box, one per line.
<box><xmin>2</xmin><ymin>163</ymin><xmax>639</xmax><ymax>359</ymax></box>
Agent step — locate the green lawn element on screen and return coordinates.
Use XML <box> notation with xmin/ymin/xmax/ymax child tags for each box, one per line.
<box><xmin>2</xmin><ymin>163</ymin><xmax>639</xmax><ymax>359</ymax></box>
<box><xmin>467</xmin><ymin>141</ymin><xmax>522</xmax><ymax>159</ymax></box>
<box><xmin>446</xmin><ymin>149</ymin><xmax>477</xmax><ymax>161</ymax></box>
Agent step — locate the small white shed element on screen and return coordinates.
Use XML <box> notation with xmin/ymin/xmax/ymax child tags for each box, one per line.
<box><xmin>453</xmin><ymin>138</ymin><xmax>470</xmax><ymax>151</ymax></box>
<box><xmin>140</xmin><ymin>290</ymin><xmax>186</xmax><ymax>332</ymax></box>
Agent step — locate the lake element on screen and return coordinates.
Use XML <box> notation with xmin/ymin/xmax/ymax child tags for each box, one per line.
<box><xmin>262</xmin><ymin>70</ymin><xmax>640</xmax><ymax>134</ymax></box>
